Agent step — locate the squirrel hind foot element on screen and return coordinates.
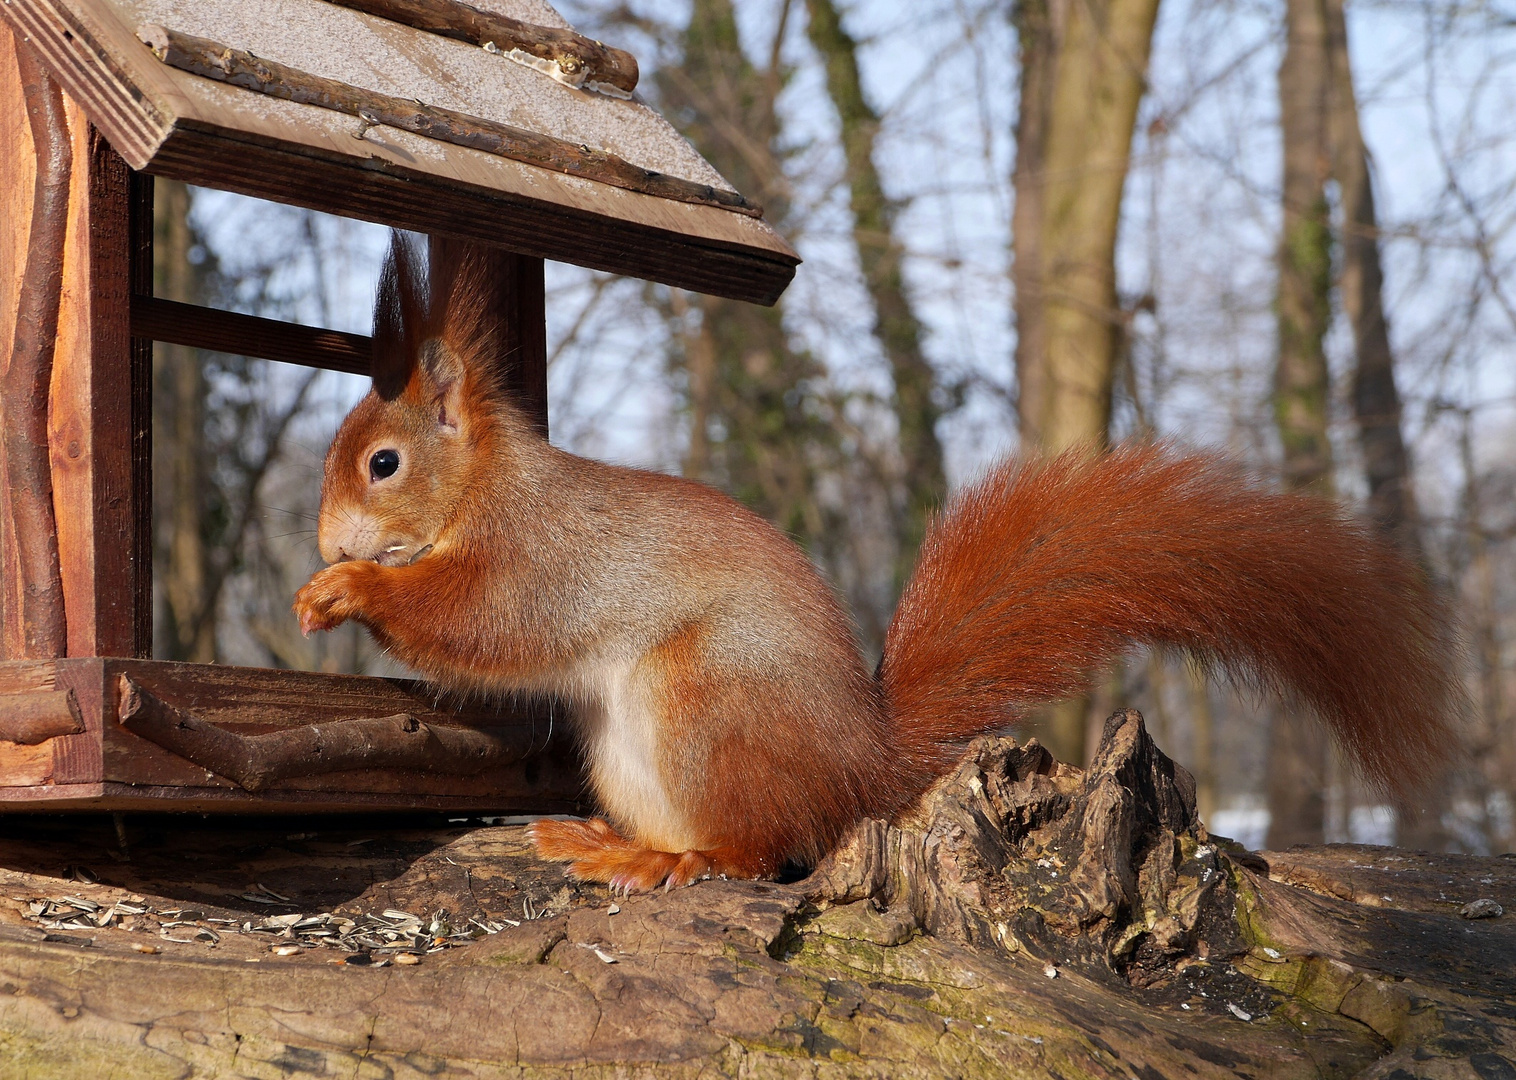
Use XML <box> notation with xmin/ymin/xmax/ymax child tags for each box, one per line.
<box><xmin>526</xmin><ymin>818</ymin><xmax>742</xmax><ymax>893</ymax></box>
<box><xmin>527</xmin><ymin>816</ymin><xmax>625</xmax><ymax>862</ymax></box>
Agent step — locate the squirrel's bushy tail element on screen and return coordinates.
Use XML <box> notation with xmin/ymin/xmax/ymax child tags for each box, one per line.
<box><xmin>879</xmin><ymin>442</ymin><xmax>1463</xmax><ymax>794</ymax></box>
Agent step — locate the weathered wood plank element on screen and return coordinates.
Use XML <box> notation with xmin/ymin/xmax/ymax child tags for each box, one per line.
<box><xmin>128</xmin><ymin>167</ymin><xmax>152</xmax><ymax>652</ymax></box>
<box><xmin>138</xmin><ymin>25</ymin><xmax>757</xmax><ymax>217</ymax></box>
<box><xmin>132</xmin><ymin>295</ymin><xmax>373</xmax><ymax>374</ymax></box>
<box><xmin>49</xmin><ymin>103</ymin><xmax>149</xmax><ymax>658</ymax></box>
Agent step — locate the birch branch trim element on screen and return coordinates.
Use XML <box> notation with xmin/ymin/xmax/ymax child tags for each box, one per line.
<box><xmin>321</xmin><ymin>0</ymin><xmax>639</xmax><ymax>97</ymax></box>
<box><xmin>136</xmin><ymin>26</ymin><xmax>760</xmax><ymax>218</ymax></box>
<box><xmin>117</xmin><ymin>676</ymin><xmax>539</xmax><ymax>791</ymax></box>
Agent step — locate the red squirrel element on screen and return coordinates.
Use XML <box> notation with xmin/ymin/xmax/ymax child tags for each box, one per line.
<box><xmin>294</xmin><ymin>236</ymin><xmax>1461</xmax><ymax>892</ymax></box>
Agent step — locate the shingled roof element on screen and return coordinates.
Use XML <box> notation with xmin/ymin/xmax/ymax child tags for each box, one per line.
<box><xmin>2</xmin><ymin>0</ymin><xmax>798</xmax><ymax>304</ymax></box>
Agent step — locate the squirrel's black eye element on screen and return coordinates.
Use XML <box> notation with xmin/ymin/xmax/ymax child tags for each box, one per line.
<box><xmin>369</xmin><ymin>449</ymin><xmax>401</xmax><ymax>480</ymax></box>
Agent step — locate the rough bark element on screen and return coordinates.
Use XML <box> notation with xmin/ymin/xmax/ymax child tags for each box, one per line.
<box><xmin>805</xmin><ymin>0</ymin><xmax>944</xmax><ymax>585</ymax></box>
<box><xmin>1</xmin><ymin>42</ymin><xmax>71</xmax><ymax>661</ymax></box>
<box><xmin>321</xmin><ymin>0</ymin><xmax>641</xmax><ymax>95</ymax></box>
<box><xmin>0</xmin><ymin>709</ymin><xmax>1509</xmax><ymax>1076</ymax></box>
<box><xmin>116</xmin><ymin>676</ymin><xmax>542</xmax><ymax>792</ymax></box>
<box><xmin>0</xmin><ymin>688</ymin><xmax>82</xmax><ymax>744</ymax></box>
<box><xmin>1010</xmin><ymin>0</ymin><xmax>1059</xmax><ymax>455</ymax></box>
<box><xmin>1274</xmin><ymin>0</ymin><xmax>1335</xmax><ymax>499</ymax></box>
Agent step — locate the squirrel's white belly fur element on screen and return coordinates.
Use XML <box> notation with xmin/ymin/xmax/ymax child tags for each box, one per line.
<box><xmin>555</xmin><ymin>655</ymin><xmax>697</xmax><ymax>853</ymax></box>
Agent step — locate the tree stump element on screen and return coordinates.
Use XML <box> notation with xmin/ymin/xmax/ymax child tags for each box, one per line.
<box><xmin>0</xmin><ymin>709</ymin><xmax>1511</xmax><ymax>1077</ymax></box>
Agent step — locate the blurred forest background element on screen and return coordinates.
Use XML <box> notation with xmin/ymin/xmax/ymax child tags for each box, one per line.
<box><xmin>150</xmin><ymin>0</ymin><xmax>1516</xmax><ymax>855</ymax></box>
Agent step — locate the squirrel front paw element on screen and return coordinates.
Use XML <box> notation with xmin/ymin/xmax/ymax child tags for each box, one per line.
<box><xmin>292</xmin><ymin>562</ymin><xmax>371</xmax><ymax>636</ymax></box>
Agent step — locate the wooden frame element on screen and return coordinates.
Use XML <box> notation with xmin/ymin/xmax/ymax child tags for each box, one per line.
<box><xmin>0</xmin><ymin>659</ymin><xmax>584</xmax><ymax>812</ymax></box>
<box><xmin>3</xmin><ymin>0</ymin><xmax>790</xmax><ymax>811</ymax></box>
<box><xmin>0</xmin><ymin>23</ymin><xmax>583</xmax><ymax>812</ymax></box>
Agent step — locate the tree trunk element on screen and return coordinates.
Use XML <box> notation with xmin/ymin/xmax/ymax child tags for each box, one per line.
<box><xmin>1011</xmin><ymin>0</ymin><xmax>1159</xmax><ymax>766</ymax></box>
<box><xmin>1323</xmin><ymin>0</ymin><xmax>1420</xmax><ymax>561</ymax></box>
<box><xmin>805</xmin><ymin>0</ymin><xmax>944</xmax><ymax>589</ymax></box>
<box><xmin>1024</xmin><ymin>0</ymin><xmax>1159</xmax><ymax>454</ymax></box>
<box><xmin>1011</xmin><ymin>0</ymin><xmax>1060</xmax><ymax>454</ymax></box>
<box><xmin>1274</xmin><ymin>0</ymin><xmax>1334</xmax><ymax>500</ymax></box>
<box><xmin>1321</xmin><ymin>0</ymin><xmax>1447</xmax><ymax>851</ymax></box>
<box><xmin>1</xmin><ymin>711</ymin><xmax>1510</xmax><ymax>1076</ymax></box>
<box><xmin>152</xmin><ymin>179</ymin><xmax>215</xmax><ymax>664</ymax></box>
<box><xmin>1266</xmin><ymin>0</ymin><xmax>1336</xmax><ymax>850</ymax></box>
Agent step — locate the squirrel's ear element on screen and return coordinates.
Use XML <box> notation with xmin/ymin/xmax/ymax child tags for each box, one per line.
<box><xmin>371</xmin><ymin>232</ymin><xmax>428</xmax><ymax>400</ymax></box>
<box><xmin>419</xmin><ymin>339</ymin><xmax>465</xmax><ymax>433</ymax></box>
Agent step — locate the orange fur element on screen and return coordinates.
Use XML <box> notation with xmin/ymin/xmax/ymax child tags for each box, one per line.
<box><xmin>297</xmin><ymin>236</ymin><xmax>1463</xmax><ymax>894</ymax></box>
<box><xmin>881</xmin><ymin>446</ymin><xmax>1463</xmax><ymax>796</ymax></box>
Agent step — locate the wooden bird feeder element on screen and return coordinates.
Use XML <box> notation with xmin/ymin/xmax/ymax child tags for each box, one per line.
<box><xmin>0</xmin><ymin>0</ymin><xmax>797</xmax><ymax>812</ymax></box>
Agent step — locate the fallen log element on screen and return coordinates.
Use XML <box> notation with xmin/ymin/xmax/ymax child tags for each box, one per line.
<box><xmin>0</xmin><ymin>709</ymin><xmax>1509</xmax><ymax>1077</ymax></box>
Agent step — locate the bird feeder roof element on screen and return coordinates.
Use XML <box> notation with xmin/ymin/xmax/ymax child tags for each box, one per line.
<box><xmin>4</xmin><ymin>0</ymin><xmax>798</xmax><ymax>303</ymax></box>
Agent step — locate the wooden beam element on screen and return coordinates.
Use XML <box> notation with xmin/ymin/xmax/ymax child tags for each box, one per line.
<box><xmin>325</xmin><ymin>0</ymin><xmax>640</xmax><ymax>96</ymax></box>
<box><xmin>128</xmin><ymin>169</ymin><xmax>152</xmax><ymax>653</ymax></box>
<box><xmin>138</xmin><ymin>25</ymin><xmax>758</xmax><ymax>218</ymax></box>
<box><xmin>132</xmin><ymin>296</ymin><xmax>374</xmax><ymax>375</ymax></box>
<box><xmin>49</xmin><ymin>106</ymin><xmax>150</xmax><ymax>659</ymax></box>
<box><xmin>429</xmin><ymin>239</ymin><xmax>548</xmax><ymax>435</ymax></box>
<box><xmin>506</xmin><ymin>254</ymin><xmax>549</xmax><ymax>437</ymax></box>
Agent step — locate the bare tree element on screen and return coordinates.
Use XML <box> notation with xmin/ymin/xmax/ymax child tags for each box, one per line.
<box><xmin>805</xmin><ymin>0</ymin><xmax>944</xmax><ymax>587</ymax></box>
<box><xmin>656</xmin><ymin>0</ymin><xmax>837</xmax><ymax>548</ymax></box>
<box><xmin>152</xmin><ymin>186</ymin><xmax>340</xmax><ymax>668</ymax></box>
<box><xmin>1013</xmin><ymin>0</ymin><xmax>1161</xmax><ymax>455</ymax></box>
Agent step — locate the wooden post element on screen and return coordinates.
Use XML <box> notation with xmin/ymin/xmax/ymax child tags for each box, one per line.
<box><xmin>429</xmin><ymin>237</ymin><xmax>549</xmax><ymax>436</ymax></box>
<box><xmin>1</xmin><ymin>31</ymin><xmax>70</xmax><ymax>660</ymax></box>
<box><xmin>47</xmin><ymin>101</ymin><xmax>153</xmax><ymax>658</ymax></box>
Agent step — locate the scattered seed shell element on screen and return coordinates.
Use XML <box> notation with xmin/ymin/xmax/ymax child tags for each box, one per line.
<box><xmin>1460</xmin><ymin>898</ymin><xmax>1503</xmax><ymax>919</ymax></box>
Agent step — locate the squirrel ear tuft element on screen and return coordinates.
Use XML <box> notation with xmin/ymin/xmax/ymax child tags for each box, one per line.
<box><xmin>371</xmin><ymin>232</ymin><xmax>429</xmax><ymax>401</ymax></box>
<box><xmin>428</xmin><ymin>238</ymin><xmax>497</xmax><ymax>362</ymax></box>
